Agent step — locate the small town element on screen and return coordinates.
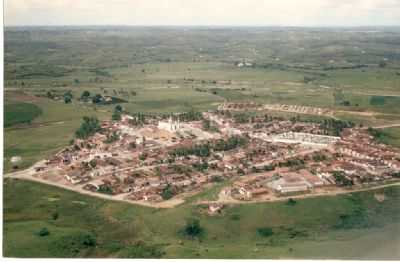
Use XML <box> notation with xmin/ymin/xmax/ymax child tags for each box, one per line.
<box><xmin>14</xmin><ymin>102</ymin><xmax>399</xmax><ymax>208</ymax></box>
<box><xmin>5</xmin><ymin>8</ymin><xmax>400</xmax><ymax>259</ymax></box>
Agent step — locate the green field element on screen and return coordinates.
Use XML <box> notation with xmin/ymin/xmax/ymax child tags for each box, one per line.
<box><xmin>4</xmin><ymin>93</ymin><xmax>110</xmax><ymax>172</ymax></box>
<box><xmin>3</xmin><ymin>179</ymin><xmax>400</xmax><ymax>259</ymax></box>
<box><xmin>5</xmin><ymin>102</ymin><xmax>42</xmax><ymax>127</ymax></box>
<box><xmin>371</xmin><ymin>127</ymin><xmax>400</xmax><ymax>148</ymax></box>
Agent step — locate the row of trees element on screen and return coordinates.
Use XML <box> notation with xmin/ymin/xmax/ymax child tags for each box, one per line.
<box><xmin>320</xmin><ymin>119</ymin><xmax>355</xmax><ymax>136</ymax></box>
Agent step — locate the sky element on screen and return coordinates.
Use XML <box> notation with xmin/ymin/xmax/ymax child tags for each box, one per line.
<box><xmin>5</xmin><ymin>0</ymin><xmax>400</xmax><ymax>27</ymax></box>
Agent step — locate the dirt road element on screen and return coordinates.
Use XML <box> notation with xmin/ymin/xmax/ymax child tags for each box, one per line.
<box><xmin>196</xmin><ymin>181</ymin><xmax>400</xmax><ymax>206</ymax></box>
<box><xmin>6</xmin><ymin>164</ymin><xmax>400</xmax><ymax>209</ymax></box>
<box><xmin>4</xmin><ymin>166</ymin><xmax>184</xmax><ymax>209</ymax></box>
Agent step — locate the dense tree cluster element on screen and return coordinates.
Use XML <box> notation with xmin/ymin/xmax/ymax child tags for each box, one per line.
<box><xmin>320</xmin><ymin>119</ymin><xmax>355</xmax><ymax>136</ymax></box>
<box><xmin>332</xmin><ymin>171</ymin><xmax>354</xmax><ymax>186</ymax></box>
<box><xmin>75</xmin><ymin>116</ymin><xmax>101</xmax><ymax>139</ymax></box>
<box><xmin>192</xmin><ymin>161</ymin><xmax>209</xmax><ymax>171</ymax></box>
<box><xmin>169</xmin><ymin>136</ymin><xmax>248</xmax><ymax>158</ymax></box>
<box><xmin>278</xmin><ymin>158</ymin><xmax>305</xmax><ymax>168</ymax></box>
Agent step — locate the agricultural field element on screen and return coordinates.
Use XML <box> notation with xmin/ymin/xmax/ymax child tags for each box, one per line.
<box><xmin>4</xmin><ymin>26</ymin><xmax>400</xmax><ymax>259</ymax></box>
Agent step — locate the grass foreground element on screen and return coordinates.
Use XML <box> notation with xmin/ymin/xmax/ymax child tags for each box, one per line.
<box><xmin>3</xmin><ymin>178</ymin><xmax>400</xmax><ymax>259</ymax></box>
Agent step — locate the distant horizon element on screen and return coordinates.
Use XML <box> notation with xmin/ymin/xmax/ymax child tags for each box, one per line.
<box><xmin>5</xmin><ymin>24</ymin><xmax>400</xmax><ymax>28</ymax></box>
<box><xmin>6</xmin><ymin>0</ymin><xmax>400</xmax><ymax>28</ymax></box>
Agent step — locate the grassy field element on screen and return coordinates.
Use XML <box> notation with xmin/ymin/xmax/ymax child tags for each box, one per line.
<box><xmin>5</xmin><ymin>102</ymin><xmax>42</xmax><ymax>127</ymax></box>
<box><xmin>3</xmin><ymin>178</ymin><xmax>400</xmax><ymax>259</ymax></box>
<box><xmin>372</xmin><ymin>127</ymin><xmax>400</xmax><ymax>148</ymax></box>
<box><xmin>4</xmin><ymin>93</ymin><xmax>110</xmax><ymax>172</ymax></box>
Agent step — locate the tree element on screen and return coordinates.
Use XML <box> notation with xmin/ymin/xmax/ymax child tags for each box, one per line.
<box><xmin>46</xmin><ymin>91</ymin><xmax>54</xmax><ymax>99</ymax></box>
<box><xmin>257</xmin><ymin>227</ymin><xmax>274</xmax><ymax>237</ymax></box>
<box><xmin>64</xmin><ymin>96</ymin><xmax>72</xmax><ymax>104</ymax></box>
<box><xmin>202</xmin><ymin>119</ymin><xmax>211</xmax><ymax>130</ymax></box>
<box><xmin>115</xmin><ymin>105</ymin><xmax>123</xmax><ymax>112</ymax></box>
<box><xmin>161</xmin><ymin>184</ymin><xmax>175</xmax><ymax>200</ymax></box>
<box><xmin>98</xmin><ymin>185</ymin><xmax>113</xmax><ymax>195</ymax></box>
<box><xmin>75</xmin><ymin>116</ymin><xmax>101</xmax><ymax>139</ymax></box>
<box><xmin>287</xmin><ymin>198</ymin><xmax>297</xmax><ymax>206</ymax></box>
<box><xmin>112</xmin><ymin>110</ymin><xmax>121</xmax><ymax>121</ymax></box>
<box><xmin>38</xmin><ymin>227</ymin><xmax>50</xmax><ymax>237</ymax></box>
<box><xmin>332</xmin><ymin>171</ymin><xmax>353</xmax><ymax>186</ymax></box>
<box><xmin>104</xmin><ymin>131</ymin><xmax>119</xmax><ymax>143</ymax></box>
<box><xmin>139</xmin><ymin>153</ymin><xmax>147</xmax><ymax>161</ymax></box>
<box><xmin>129</xmin><ymin>141</ymin><xmax>136</xmax><ymax>149</ymax></box>
<box><xmin>92</xmin><ymin>94</ymin><xmax>103</xmax><ymax>104</ymax></box>
<box><xmin>89</xmin><ymin>159</ymin><xmax>97</xmax><ymax>168</ymax></box>
<box><xmin>64</xmin><ymin>91</ymin><xmax>73</xmax><ymax>104</ymax></box>
<box><xmin>74</xmin><ymin>78</ymin><xmax>80</xmax><ymax>84</ymax></box>
<box><xmin>183</xmin><ymin>218</ymin><xmax>203</xmax><ymax>238</ymax></box>
<box><xmin>81</xmin><ymin>90</ymin><xmax>91</xmax><ymax>101</ymax></box>
<box><xmin>52</xmin><ymin>212</ymin><xmax>59</xmax><ymax>220</ymax></box>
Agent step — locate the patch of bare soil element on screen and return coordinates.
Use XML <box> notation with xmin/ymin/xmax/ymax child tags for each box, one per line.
<box><xmin>5</xmin><ymin>91</ymin><xmax>42</xmax><ymax>103</ymax></box>
<box><xmin>374</xmin><ymin>193</ymin><xmax>385</xmax><ymax>202</ymax></box>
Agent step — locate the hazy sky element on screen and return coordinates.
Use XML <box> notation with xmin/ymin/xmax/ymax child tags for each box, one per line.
<box><xmin>5</xmin><ymin>0</ymin><xmax>400</xmax><ymax>26</ymax></box>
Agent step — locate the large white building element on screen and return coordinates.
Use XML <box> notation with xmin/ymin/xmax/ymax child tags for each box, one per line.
<box><xmin>158</xmin><ymin>117</ymin><xmax>181</xmax><ymax>132</ymax></box>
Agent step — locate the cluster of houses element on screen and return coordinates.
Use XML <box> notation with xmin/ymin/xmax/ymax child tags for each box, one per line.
<box><xmin>220</xmin><ymin>102</ymin><xmax>333</xmax><ymax>117</ymax></box>
<box><xmin>32</xmin><ymin>106</ymin><xmax>400</xmax><ymax>205</ymax></box>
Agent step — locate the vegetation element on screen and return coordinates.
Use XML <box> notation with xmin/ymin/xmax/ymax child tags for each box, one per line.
<box><xmin>4</xmin><ymin>179</ymin><xmax>400</xmax><ymax>259</ymax></box>
<box><xmin>169</xmin><ymin>136</ymin><xmax>248</xmax><ymax>158</ymax></box>
<box><xmin>5</xmin><ymin>102</ymin><xmax>42</xmax><ymax>127</ymax></box>
<box><xmin>161</xmin><ymin>184</ymin><xmax>175</xmax><ymax>200</ymax></box>
<box><xmin>257</xmin><ymin>227</ymin><xmax>274</xmax><ymax>237</ymax></box>
<box><xmin>320</xmin><ymin>119</ymin><xmax>355</xmax><ymax>136</ymax></box>
<box><xmin>80</xmin><ymin>91</ymin><xmax>91</xmax><ymax>101</ymax></box>
<box><xmin>332</xmin><ymin>171</ymin><xmax>354</xmax><ymax>187</ymax></box>
<box><xmin>97</xmin><ymin>185</ymin><xmax>113</xmax><ymax>195</ymax></box>
<box><xmin>38</xmin><ymin>227</ymin><xmax>50</xmax><ymax>237</ymax></box>
<box><xmin>63</xmin><ymin>91</ymin><xmax>73</xmax><ymax>104</ymax></box>
<box><xmin>75</xmin><ymin>117</ymin><xmax>101</xmax><ymax>139</ymax></box>
<box><xmin>104</xmin><ymin>131</ymin><xmax>119</xmax><ymax>144</ymax></box>
<box><xmin>182</xmin><ymin>218</ymin><xmax>203</xmax><ymax>239</ymax></box>
<box><xmin>49</xmin><ymin>232</ymin><xmax>96</xmax><ymax>257</ymax></box>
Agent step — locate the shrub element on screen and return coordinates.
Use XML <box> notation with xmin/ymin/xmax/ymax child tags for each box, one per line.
<box><xmin>97</xmin><ymin>185</ymin><xmax>113</xmax><ymax>195</ymax></box>
<box><xmin>183</xmin><ymin>218</ymin><xmax>203</xmax><ymax>238</ymax></box>
<box><xmin>161</xmin><ymin>185</ymin><xmax>175</xmax><ymax>200</ymax></box>
<box><xmin>120</xmin><ymin>241</ymin><xmax>163</xmax><ymax>258</ymax></box>
<box><xmin>52</xmin><ymin>212</ymin><xmax>59</xmax><ymax>220</ymax></box>
<box><xmin>38</xmin><ymin>227</ymin><xmax>50</xmax><ymax>237</ymax></box>
<box><xmin>257</xmin><ymin>227</ymin><xmax>274</xmax><ymax>237</ymax></box>
<box><xmin>50</xmin><ymin>232</ymin><xmax>96</xmax><ymax>257</ymax></box>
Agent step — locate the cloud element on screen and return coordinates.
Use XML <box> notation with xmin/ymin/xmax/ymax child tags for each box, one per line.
<box><xmin>5</xmin><ymin>0</ymin><xmax>400</xmax><ymax>26</ymax></box>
